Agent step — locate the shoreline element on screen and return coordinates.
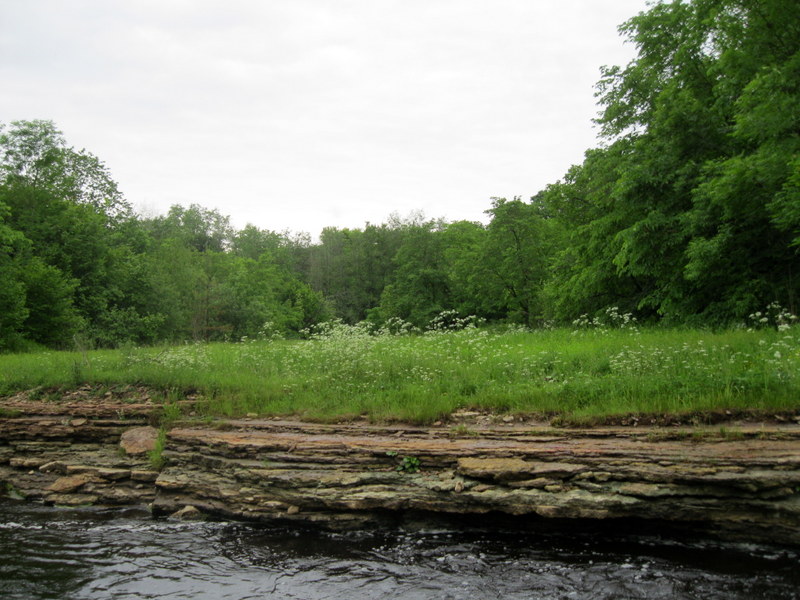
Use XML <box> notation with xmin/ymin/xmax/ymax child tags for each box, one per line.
<box><xmin>2</xmin><ymin>392</ymin><xmax>799</xmax><ymax>546</ymax></box>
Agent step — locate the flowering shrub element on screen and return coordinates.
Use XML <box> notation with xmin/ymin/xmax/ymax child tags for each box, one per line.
<box><xmin>426</xmin><ymin>310</ymin><xmax>485</xmax><ymax>333</ymax></box>
<box><xmin>572</xmin><ymin>306</ymin><xmax>638</xmax><ymax>333</ymax></box>
<box><xmin>377</xmin><ymin>317</ymin><xmax>420</xmax><ymax>336</ymax></box>
<box><xmin>748</xmin><ymin>303</ymin><xmax>798</xmax><ymax>332</ymax></box>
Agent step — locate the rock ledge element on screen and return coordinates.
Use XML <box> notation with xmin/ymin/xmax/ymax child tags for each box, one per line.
<box><xmin>1</xmin><ymin>398</ymin><xmax>799</xmax><ymax>545</ymax></box>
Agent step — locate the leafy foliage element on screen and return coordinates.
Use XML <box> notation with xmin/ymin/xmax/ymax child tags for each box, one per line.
<box><xmin>0</xmin><ymin>122</ymin><xmax>325</xmax><ymax>348</ymax></box>
<box><xmin>2</xmin><ymin>1</ymin><xmax>798</xmax><ymax>351</ymax></box>
<box><xmin>546</xmin><ymin>0</ymin><xmax>800</xmax><ymax>323</ymax></box>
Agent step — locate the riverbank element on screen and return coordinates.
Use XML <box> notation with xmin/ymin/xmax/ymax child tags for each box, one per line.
<box><xmin>2</xmin><ymin>390</ymin><xmax>799</xmax><ymax>545</ymax></box>
<box><xmin>2</xmin><ymin>325</ymin><xmax>798</xmax><ymax>424</ymax></box>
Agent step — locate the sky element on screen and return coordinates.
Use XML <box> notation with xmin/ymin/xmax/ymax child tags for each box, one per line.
<box><xmin>1</xmin><ymin>1</ymin><xmax>650</xmax><ymax>238</ymax></box>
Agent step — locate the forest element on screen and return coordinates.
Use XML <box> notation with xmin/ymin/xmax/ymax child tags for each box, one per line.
<box><xmin>1</xmin><ymin>0</ymin><xmax>798</xmax><ymax>352</ymax></box>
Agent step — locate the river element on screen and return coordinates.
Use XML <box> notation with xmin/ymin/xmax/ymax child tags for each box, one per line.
<box><xmin>1</xmin><ymin>500</ymin><xmax>797</xmax><ymax>599</ymax></box>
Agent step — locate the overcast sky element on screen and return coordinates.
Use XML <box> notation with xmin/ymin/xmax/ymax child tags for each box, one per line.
<box><xmin>1</xmin><ymin>1</ymin><xmax>649</xmax><ymax>237</ymax></box>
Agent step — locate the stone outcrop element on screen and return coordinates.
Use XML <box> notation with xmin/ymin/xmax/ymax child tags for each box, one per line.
<box><xmin>0</xmin><ymin>390</ymin><xmax>160</xmax><ymax>506</ymax></box>
<box><xmin>1</xmin><ymin>394</ymin><xmax>799</xmax><ymax>544</ymax></box>
<box><xmin>120</xmin><ymin>426</ymin><xmax>160</xmax><ymax>455</ymax></box>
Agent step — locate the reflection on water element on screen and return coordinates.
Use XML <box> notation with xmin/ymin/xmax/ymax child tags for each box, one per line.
<box><xmin>0</xmin><ymin>500</ymin><xmax>797</xmax><ymax>600</ymax></box>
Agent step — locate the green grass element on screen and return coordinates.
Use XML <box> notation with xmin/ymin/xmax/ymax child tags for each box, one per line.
<box><xmin>0</xmin><ymin>323</ymin><xmax>798</xmax><ymax>424</ymax></box>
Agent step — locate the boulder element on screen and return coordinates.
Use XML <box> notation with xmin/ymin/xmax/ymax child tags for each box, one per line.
<box><xmin>119</xmin><ymin>426</ymin><xmax>159</xmax><ymax>455</ymax></box>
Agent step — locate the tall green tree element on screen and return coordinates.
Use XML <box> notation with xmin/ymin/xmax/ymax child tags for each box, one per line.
<box><xmin>0</xmin><ymin>120</ymin><xmax>129</xmax><ymax>218</ymax></box>
<box><xmin>147</xmin><ymin>204</ymin><xmax>233</xmax><ymax>253</ymax></box>
<box><xmin>373</xmin><ymin>219</ymin><xmax>451</xmax><ymax>326</ymax></box>
<box><xmin>0</xmin><ymin>121</ymin><xmax>124</xmax><ymax>346</ymax></box>
<box><xmin>0</xmin><ymin>200</ymin><xmax>29</xmax><ymax>350</ymax></box>
<box><xmin>308</xmin><ymin>223</ymin><xmax>403</xmax><ymax>323</ymax></box>
<box><xmin>547</xmin><ymin>0</ymin><xmax>800</xmax><ymax>323</ymax></box>
<box><xmin>441</xmin><ymin>220</ymin><xmax>502</xmax><ymax>320</ymax></box>
<box><xmin>480</xmin><ymin>197</ymin><xmax>565</xmax><ymax>326</ymax></box>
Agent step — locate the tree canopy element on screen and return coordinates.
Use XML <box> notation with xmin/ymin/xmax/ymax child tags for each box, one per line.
<box><xmin>2</xmin><ymin>0</ymin><xmax>798</xmax><ymax>350</ymax></box>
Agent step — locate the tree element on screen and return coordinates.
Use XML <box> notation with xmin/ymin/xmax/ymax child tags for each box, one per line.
<box><xmin>547</xmin><ymin>0</ymin><xmax>800</xmax><ymax>323</ymax></box>
<box><xmin>307</xmin><ymin>224</ymin><xmax>402</xmax><ymax>323</ymax></box>
<box><xmin>0</xmin><ymin>120</ymin><xmax>164</xmax><ymax>347</ymax></box>
<box><xmin>0</xmin><ymin>201</ymin><xmax>28</xmax><ymax>350</ymax></box>
<box><xmin>147</xmin><ymin>204</ymin><xmax>233</xmax><ymax>253</ymax></box>
<box><xmin>373</xmin><ymin>219</ymin><xmax>451</xmax><ymax>326</ymax></box>
<box><xmin>542</xmin><ymin>145</ymin><xmax>653</xmax><ymax>321</ymax></box>
<box><xmin>0</xmin><ymin>120</ymin><xmax>129</xmax><ymax>218</ymax></box>
<box><xmin>441</xmin><ymin>220</ymin><xmax>503</xmax><ymax>320</ymax></box>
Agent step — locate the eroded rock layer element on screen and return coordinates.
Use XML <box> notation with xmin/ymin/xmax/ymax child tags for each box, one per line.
<box><xmin>2</xmin><ymin>397</ymin><xmax>799</xmax><ymax>544</ymax></box>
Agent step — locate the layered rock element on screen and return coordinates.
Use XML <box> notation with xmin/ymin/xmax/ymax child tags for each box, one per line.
<box><xmin>0</xmin><ymin>391</ymin><xmax>160</xmax><ymax>506</ymax></box>
<box><xmin>151</xmin><ymin>422</ymin><xmax>800</xmax><ymax>543</ymax></box>
<box><xmin>2</xmin><ymin>395</ymin><xmax>799</xmax><ymax>544</ymax></box>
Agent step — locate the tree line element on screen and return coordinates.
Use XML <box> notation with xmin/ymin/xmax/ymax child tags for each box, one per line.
<box><xmin>1</xmin><ymin>0</ymin><xmax>797</xmax><ymax>351</ymax></box>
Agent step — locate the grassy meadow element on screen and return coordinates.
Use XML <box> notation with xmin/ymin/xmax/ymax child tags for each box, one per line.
<box><xmin>1</xmin><ymin>315</ymin><xmax>798</xmax><ymax>425</ymax></box>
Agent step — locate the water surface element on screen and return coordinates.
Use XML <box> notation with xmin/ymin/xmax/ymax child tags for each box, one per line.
<box><xmin>1</xmin><ymin>500</ymin><xmax>797</xmax><ymax>599</ymax></box>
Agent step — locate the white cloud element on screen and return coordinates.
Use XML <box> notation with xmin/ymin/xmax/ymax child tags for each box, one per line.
<box><xmin>0</xmin><ymin>0</ymin><xmax>648</xmax><ymax>236</ymax></box>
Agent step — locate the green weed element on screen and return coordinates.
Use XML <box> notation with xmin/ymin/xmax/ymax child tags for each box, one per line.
<box><xmin>3</xmin><ymin>482</ymin><xmax>25</xmax><ymax>500</ymax></box>
<box><xmin>449</xmin><ymin>424</ymin><xmax>479</xmax><ymax>437</ymax></box>
<box><xmin>396</xmin><ymin>455</ymin><xmax>421</xmax><ymax>473</ymax></box>
<box><xmin>148</xmin><ymin>428</ymin><xmax>168</xmax><ymax>471</ymax></box>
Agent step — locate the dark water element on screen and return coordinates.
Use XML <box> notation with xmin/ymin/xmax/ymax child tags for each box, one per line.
<box><xmin>1</xmin><ymin>500</ymin><xmax>798</xmax><ymax>600</ymax></box>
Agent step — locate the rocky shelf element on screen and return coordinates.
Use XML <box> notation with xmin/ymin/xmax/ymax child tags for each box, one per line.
<box><xmin>1</xmin><ymin>395</ymin><xmax>799</xmax><ymax>545</ymax></box>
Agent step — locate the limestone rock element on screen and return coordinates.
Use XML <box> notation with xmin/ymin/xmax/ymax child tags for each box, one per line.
<box><xmin>120</xmin><ymin>426</ymin><xmax>159</xmax><ymax>455</ymax></box>
<box><xmin>456</xmin><ymin>458</ymin><xmax>584</xmax><ymax>481</ymax></box>
<box><xmin>457</xmin><ymin>458</ymin><xmax>533</xmax><ymax>480</ymax></box>
<box><xmin>172</xmin><ymin>505</ymin><xmax>205</xmax><ymax>520</ymax></box>
<box><xmin>66</xmin><ymin>465</ymin><xmax>130</xmax><ymax>480</ymax></box>
<box><xmin>48</xmin><ymin>474</ymin><xmax>92</xmax><ymax>493</ymax></box>
<box><xmin>46</xmin><ymin>493</ymin><xmax>100</xmax><ymax>506</ymax></box>
<box><xmin>3</xmin><ymin>394</ymin><xmax>800</xmax><ymax>545</ymax></box>
<box><xmin>131</xmin><ymin>470</ymin><xmax>159</xmax><ymax>482</ymax></box>
<box><xmin>10</xmin><ymin>457</ymin><xmax>46</xmax><ymax>469</ymax></box>
<box><xmin>39</xmin><ymin>461</ymin><xmax>68</xmax><ymax>474</ymax></box>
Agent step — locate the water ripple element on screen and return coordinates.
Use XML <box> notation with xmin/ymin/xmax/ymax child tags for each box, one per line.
<box><xmin>1</xmin><ymin>500</ymin><xmax>797</xmax><ymax>600</ymax></box>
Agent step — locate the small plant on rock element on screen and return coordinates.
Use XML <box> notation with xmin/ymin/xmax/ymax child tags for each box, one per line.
<box><xmin>385</xmin><ymin>451</ymin><xmax>421</xmax><ymax>473</ymax></box>
<box><xmin>148</xmin><ymin>428</ymin><xmax>168</xmax><ymax>471</ymax></box>
<box><xmin>396</xmin><ymin>455</ymin><xmax>420</xmax><ymax>473</ymax></box>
